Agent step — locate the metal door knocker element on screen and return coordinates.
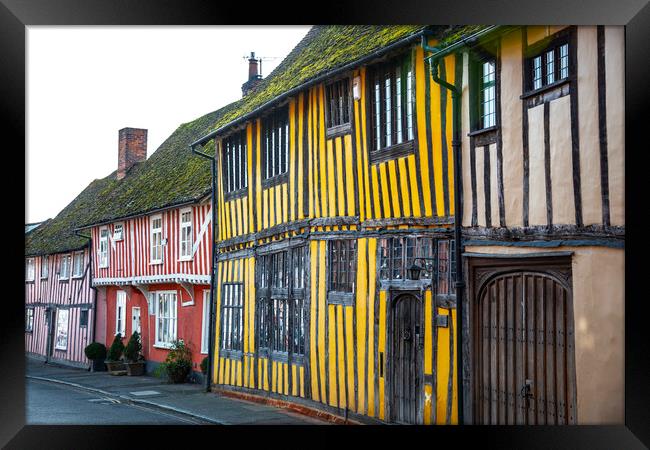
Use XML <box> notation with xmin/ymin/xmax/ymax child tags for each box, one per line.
<box><xmin>402</xmin><ymin>330</ymin><xmax>411</xmax><ymax>341</ymax></box>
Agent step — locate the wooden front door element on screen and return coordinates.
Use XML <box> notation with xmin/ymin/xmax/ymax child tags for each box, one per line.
<box><xmin>390</xmin><ymin>293</ymin><xmax>422</xmax><ymax>424</ymax></box>
<box><xmin>473</xmin><ymin>270</ymin><xmax>577</xmax><ymax>425</ymax></box>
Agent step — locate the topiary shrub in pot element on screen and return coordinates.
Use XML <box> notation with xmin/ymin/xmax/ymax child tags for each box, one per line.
<box><xmin>124</xmin><ymin>331</ymin><xmax>145</xmax><ymax>376</ymax></box>
<box><xmin>105</xmin><ymin>333</ymin><xmax>126</xmax><ymax>375</ymax></box>
<box><xmin>164</xmin><ymin>339</ymin><xmax>192</xmax><ymax>384</ymax></box>
<box><xmin>84</xmin><ymin>342</ymin><xmax>107</xmax><ymax>372</ymax></box>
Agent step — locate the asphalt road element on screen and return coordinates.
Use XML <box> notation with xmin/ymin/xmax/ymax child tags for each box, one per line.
<box><xmin>26</xmin><ymin>378</ymin><xmax>206</xmax><ymax>425</ymax></box>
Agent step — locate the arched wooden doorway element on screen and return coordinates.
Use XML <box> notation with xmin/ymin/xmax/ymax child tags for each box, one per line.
<box><xmin>472</xmin><ymin>269</ymin><xmax>577</xmax><ymax>425</ymax></box>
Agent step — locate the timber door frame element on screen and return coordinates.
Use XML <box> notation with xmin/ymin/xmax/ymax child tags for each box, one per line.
<box><xmin>463</xmin><ymin>251</ymin><xmax>577</xmax><ymax>425</ymax></box>
<box><xmin>386</xmin><ymin>289</ymin><xmax>424</xmax><ymax>424</ymax></box>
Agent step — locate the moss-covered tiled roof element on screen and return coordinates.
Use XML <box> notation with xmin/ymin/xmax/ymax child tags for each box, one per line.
<box><xmin>202</xmin><ymin>25</ymin><xmax>489</xmax><ymax>138</ymax></box>
<box><xmin>25</xmin><ymin>104</ymin><xmax>235</xmax><ymax>256</ymax></box>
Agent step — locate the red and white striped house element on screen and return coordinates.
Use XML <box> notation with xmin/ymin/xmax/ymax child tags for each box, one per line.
<box><xmin>75</xmin><ymin>119</ymin><xmax>225</xmax><ymax>374</ymax></box>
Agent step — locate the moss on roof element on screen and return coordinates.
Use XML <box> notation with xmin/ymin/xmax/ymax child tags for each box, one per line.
<box><xmin>206</xmin><ymin>25</ymin><xmax>489</xmax><ymax>136</ymax></box>
<box><xmin>25</xmin><ymin>104</ymin><xmax>235</xmax><ymax>256</ymax></box>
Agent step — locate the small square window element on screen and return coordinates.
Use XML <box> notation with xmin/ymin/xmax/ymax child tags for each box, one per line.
<box><xmin>80</xmin><ymin>309</ymin><xmax>89</xmax><ymax>328</ymax></box>
<box><xmin>113</xmin><ymin>223</ymin><xmax>124</xmax><ymax>241</ymax></box>
<box><xmin>526</xmin><ymin>37</ymin><xmax>571</xmax><ymax>93</ymax></box>
<box><xmin>325</xmin><ymin>77</ymin><xmax>351</xmax><ymax>134</ymax></box>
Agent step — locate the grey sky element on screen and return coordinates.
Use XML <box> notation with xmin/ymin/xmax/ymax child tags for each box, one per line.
<box><xmin>26</xmin><ymin>26</ymin><xmax>311</xmax><ymax>224</ymax></box>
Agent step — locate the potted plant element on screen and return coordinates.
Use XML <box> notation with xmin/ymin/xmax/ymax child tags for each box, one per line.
<box><xmin>164</xmin><ymin>339</ymin><xmax>192</xmax><ymax>384</ymax></box>
<box><xmin>84</xmin><ymin>342</ymin><xmax>107</xmax><ymax>372</ymax></box>
<box><xmin>124</xmin><ymin>331</ymin><xmax>145</xmax><ymax>376</ymax></box>
<box><xmin>105</xmin><ymin>333</ymin><xmax>126</xmax><ymax>374</ymax></box>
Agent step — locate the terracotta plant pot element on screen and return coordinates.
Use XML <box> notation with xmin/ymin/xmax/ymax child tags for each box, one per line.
<box><xmin>125</xmin><ymin>361</ymin><xmax>145</xmax><ymax>376</ymax></box>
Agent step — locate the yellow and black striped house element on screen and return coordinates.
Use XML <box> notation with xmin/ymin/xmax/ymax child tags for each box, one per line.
<box><xmin>191</xmin><ymin>25</ymin><xmax>624</xmax><ymax>425</ymax></box>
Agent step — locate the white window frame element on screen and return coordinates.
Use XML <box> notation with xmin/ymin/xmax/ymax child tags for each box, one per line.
<box><xmin>154</xmin><ymin>290</ymin><xmax>178</xmax><ymax>348</ymax></box>
<box><xmin>150</xmin><ymin>214</ymin><xmax>163</xmax><ymax>264</ymax></box>
<box><xmin>201</xmin><ymin>290</ymin><xmax>210</xmax><ymax>354</ymax></box>
<box><xmin>179</xmin><ymin>208</ymin><xmax>193</xmax><ymax>261</ymax></box>
<box><xmin>113</xmin><ymin>222</ymin><xmax>124</xmax><ymax>241</ymax></box>
<box><xmin>99</xmin><ymin>227</ymin><xmax>109</xmax><ymax>268</ymax></box>
<box><xmin>59</xmin><ymin>254</ymin><xmax>71</xmax><ymax>280</ymax></box>
<box><xmin>25</xmin><ymin>258</ymin><xmax>35</xmax><ymax>281</ymax></box>
<box><xmin>41</xmin><ymin>255</ymin><xmax>49</xmax><ymax>279</ymax></box>
<box><xmin>54</xmin><ymin>308</ymin><xmax>69</xmax><ymax>350</ymax></box>
<box><xmin>26</xmin><ymin>307</ymin><xmax>34</xmax><ymax>332</ymax></box>
<box><xmin>116</xmin><ymin>291</ymin><xmax>126</xmax><ymax>336</ymax></box>
<box><xmin>72</xmin><ymin>251</ymin><xmax>84</xmax><ymax>278</ymax></box>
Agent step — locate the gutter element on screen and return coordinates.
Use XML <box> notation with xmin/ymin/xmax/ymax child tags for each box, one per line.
<box><xmin>191</xmin><ymin>145</ymin><xmax>218</xmax><ymax>393</ymax></box>
<box><xmin>190</xmin><ymin>26</ymin><xmax>434</xmax><ymax>148</ymax></box>
<box><xmin>421</xmin><ymin>25</ymin><xmax>501</xmax><ymax>425</ymax></box>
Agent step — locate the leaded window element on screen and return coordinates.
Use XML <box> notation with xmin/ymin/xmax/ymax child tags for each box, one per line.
<box><xmin>256</xmin><ymin>246</ymin><xmax>307</xmax><ymax>359</ymax></box>
<box><xmin>369</xmin><ymin>52</ymin><xmax>415</xmax><ymax>155</ymax></box>
<box><xmin>527</xmin><ymin>40</ymin><xmax>570</xmax><ymax>92</ymax></box>
<box><xmin>222</xmin><ymin>130</ymin><xmax>247</xmax><ymax>195</ymax></box>
<box><xmin>262</xmin><ymin>107</ymin><xmax>289</xmax><ymax>181</ymax></box>
<box><xmin>325</xmin><ymin>77</ymin><xmax>351</xmax><ymax>133</ymax></box>
<box><xmin>25</xmin><ymin>258</ymin><xmax>35</xmax><ymax>281</ymax></box>
<box><xmin>221</xmin><ymin>283</ymin><xmax>244</xmax><ymax>354</ymax></box>
<box><xmin>479</xmin><ymin>60</ymin><xmax>496</xmax><ymax>129</ymax></box>
<box><xmin>328</xmin><ymin>240</ymin><xmax>357</xmax><ymax>293</ymax></box>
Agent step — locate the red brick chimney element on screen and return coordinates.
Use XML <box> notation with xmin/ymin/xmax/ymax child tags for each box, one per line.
<box><xmin>117</xmin><ymin>127</ymin><xmax>147</xmax><ymax>180</ymax></box>
<box><xmin>241</xmin><ymin>51</ymin><xmax>263</xmax><ymax>97</ymax></box>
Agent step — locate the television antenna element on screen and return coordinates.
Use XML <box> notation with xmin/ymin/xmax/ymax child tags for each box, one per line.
<box><xmin>242</xmin><ymin>53</ymin><xmax>281</xmax><ymax>77</ymax></box>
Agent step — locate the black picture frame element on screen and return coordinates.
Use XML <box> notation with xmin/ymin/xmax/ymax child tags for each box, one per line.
<box><xmin>6</xmin><ymin>0</ymin><xmax>649</xmax><ymax>447</ymax></box>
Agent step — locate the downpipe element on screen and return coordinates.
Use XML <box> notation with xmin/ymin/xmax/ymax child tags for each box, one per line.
<box><xmin>424</xmin><ymin>37</ymin><xmax>465</xmax><ymax>425</ymax></box>
<box><xmin>191</xmin><ymin>143</ymin><xmax>218</xmax><ymax>393</ymax></box>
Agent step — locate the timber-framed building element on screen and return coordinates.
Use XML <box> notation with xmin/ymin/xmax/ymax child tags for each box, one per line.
<box><xmin>192</xmin><ymin>25</ymin><xmax>624</xmax><ymax>425</ymax></box>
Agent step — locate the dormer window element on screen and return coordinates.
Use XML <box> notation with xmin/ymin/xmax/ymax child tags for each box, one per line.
<box><xmin>262</xmin><ymin>106</ymin><xmax>289</xmax><ymax>185</ymax></box>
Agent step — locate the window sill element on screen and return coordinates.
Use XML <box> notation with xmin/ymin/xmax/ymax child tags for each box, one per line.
<box><xmin>520</xmin><ymin>76</ymin><xmax>571</xmax><ymax>100</ymax></box>
<box><xmin>224</xmin><ymin>188</ymin><xmax>247</xmax><ymax>202</ymax></box>
<box><xmin>54</xmin><ymin>347</ymin><xmax>67</xmax><ymax>352</ymax></box>
<box><xmin>149</xmin><ymin>261</ymin><xmax>163</xmax><ymax>266</ymax></box>
<box><xmin>153</xmin><ymin>343</ymin><xmax>173</xmax><ymax>350</ymax></box>
<box><xmin>468</xmin><ymin>126</ymin><xmax>498</xmax><ymax>147</ymax></box>
<box><xmin>181</xmin><ymin>300</ymin><xmax>195</xmax><ymax>307</ymax></box>
<box><xmin>40</xmin><ymin>276</ymin><xmax>48</xmax><ymax>280</ymax></box>
<box><xmin>25</xmin><ymin>330</ymin><xmax>33</xmax><ymax>334</ymax></box>
<box><xmin>369</xmin><ymin>140</ymin><xmax>414</xmax><ymax>165</ymax></box>
<box><xmin>261</xmin><ymin>172</ymin><xmax>288</xmax><ymax>189</ymax></box>
<box><xmin>98</xmin><ymin>265</ymin><xmax>109</xmax><ymax>270</ymax></box>
<box><xmin>59</xmin><ymin>279</ymin><xmax>69</xmax><ymax>283</ymax></box>
<box><xmin>326</xmin><ymin>123</ymin><xmax>351</xmax><ymax>139</ymax></box>
<box><xmin>25</xmin><ymin>280</ymin><xmax>35</xmax><ymax>284</ymax></box>
<box><xmin>72</xmin><ymin>275</ymin><xmax>84</xmax><ymax>280</ymax></box>
<box><xmin>178</xmin><ymin>257</ymin><xmax>193</xmax><ymax>263</ymax></box>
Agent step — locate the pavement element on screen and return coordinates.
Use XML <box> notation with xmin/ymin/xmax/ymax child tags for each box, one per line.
<box><xmin>26</xmin><ymin>357</ymin><xmax>329</xmax><ymax>425</ymax></box>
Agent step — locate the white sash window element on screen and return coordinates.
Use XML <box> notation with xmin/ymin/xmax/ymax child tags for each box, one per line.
<box><xmin>179</xmin><ymin>209</ymin><xmax>193</xmax><ymax>260</ymax></box>
<box><xmin>150</xmin><ymin>215</ymin><xmax>163</xmax><ymax>264</ymax></box>
<box><xmin>25</xmin><ymin>258</ymin><xmax>35</xmax><ymax>281</ymax></box>
<box><xmin>59</xmin><ymin>254</ymin><xmax>71</xmax><ymax>280</ymax></box>
<box><xmin>99</xmin><ymin>227</ymin><xmax>109</xmax><ymax>268</ymax></box>
<box><xmin>73</xmin><ymin>251</ymin><xmax>84</xmax><ymax>278</ymax></box>
<box><xmin>116</xmin><ymin>291</ymin><xmax>126</xmax><ymax>336</ymax></box>
<box><xmin>155</xmin><ymin>291</ymin><xmax>177</xmax><ymax>347</ymax></box>
<box><xmin>54</xmin><ymin>309</ymin><xmax>69</xmax><ymax>350</ymax></box>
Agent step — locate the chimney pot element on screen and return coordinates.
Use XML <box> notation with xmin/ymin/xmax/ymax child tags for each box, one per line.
<box><xmin>117</xmin><ymin>128</ymin><xmax>147</xmax><ymax>180</ymax></box>
<box><xmin>242</xmin><ymin>51</ymin><xmax>263</xmax><ymax>97</ymax></box>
